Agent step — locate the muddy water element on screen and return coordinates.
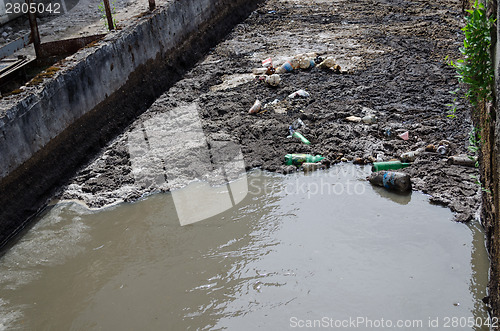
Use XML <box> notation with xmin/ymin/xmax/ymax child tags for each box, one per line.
<box><xmin>0</xmin><ymin>165</ymin><xmax>489</xmax><ymax>330</ymax></box>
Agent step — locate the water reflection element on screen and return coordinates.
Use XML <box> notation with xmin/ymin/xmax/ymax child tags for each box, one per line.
<box><xmin>0</xmin><ymin>165</ymin><xmax>490</xmax><ymax>330</ymax></box>
<box><xmin>468</xmin><ymin>221</ymin><xmax>490</xmax><ymax>331</ymax></box>
<box><xmin>371</xmin><ymin>184</ymin><xmax>412</xmax><ymax>205</ymax></box>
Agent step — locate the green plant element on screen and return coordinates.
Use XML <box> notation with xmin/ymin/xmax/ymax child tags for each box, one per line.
<box><xmin>470</xmin><ymin>174</ymin><xmax>491</xmax><ymax>193</ymax></box>
<box><xmin>98</xmin><ymin>0</ymin><xmax>117</xmax><ymax>29</ymax></box>
<box><xmin>445</xmin><ymin>87</ymin><xmax>460</xmax><ymax>118</ymax></box>
<box><xmin>468</xmin><ymin>127</ymin><xmax>481</xmax><ymax>167</ymax></box>
<box><xmin>447</xmin><ymin>0</ymin><xmax>495</xmax><ymax>116</ymax></box>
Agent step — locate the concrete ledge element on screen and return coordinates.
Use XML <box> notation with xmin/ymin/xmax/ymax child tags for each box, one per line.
<box><xmin>0</xmin><ymin>0</ymin><xmax>260</xmax><ymax>249</ymax></box>
<box><xmin>0</xmin><ymin>0</ymin><xmax>253</xmax><ymax>179</ymax></box>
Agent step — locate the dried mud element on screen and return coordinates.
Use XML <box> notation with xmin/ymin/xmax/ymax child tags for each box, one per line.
<box><xmin>59</xmin><ymin>0</ymin><xmax>480</xmax><ymax>222</ymax></box>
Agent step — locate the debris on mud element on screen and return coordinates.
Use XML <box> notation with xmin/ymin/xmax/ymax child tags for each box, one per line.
<box><xmin>58</xmin><ymin>0</ymin><xmax>480</xmax><ymax>222</ymax></box>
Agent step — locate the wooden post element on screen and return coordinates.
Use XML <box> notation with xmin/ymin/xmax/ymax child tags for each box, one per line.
<box><xmin>25</xmin><ymin>0</ymin><xmax>41</xmax><ymax>58</ymax></box>
<box><xmin>102</xmin><ymin>0</ymin><xmax>115</xmax><ymax>30</ymax></box>
<box><xmin>149</xmin><ymin>0</ymin><xmax>156</xmax><ymax>11</ymax></box>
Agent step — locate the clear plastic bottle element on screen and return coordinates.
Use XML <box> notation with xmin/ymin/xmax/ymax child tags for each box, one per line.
<box><xmin>285</xmin><ymin>154</ymin><xmax>324</xmax><ymax>166</ymax></box>
<box><xmin>372</xmin><ymin>161</ymin><xmax>410</xmax><ymax>172</ymax></box>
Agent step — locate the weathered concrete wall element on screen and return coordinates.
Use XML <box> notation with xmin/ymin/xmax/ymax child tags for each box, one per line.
<box><xmin>481</xmin><ymin>0</ymin><xmax>499</xmax><ymax>319</ymax></box>
<box><xmin>0</xmin><ymin>0</ymin><xmax>260</xmax><ymax>249</ymax></box>
<box><xmin>490</xmin><ymin>0</ymin><xmax>500</xmax><ymax>318</ymax></box>
<box><xmin>0</xmin><ymin>0</ymin><xmax>247</xmax><ymax>179</ymax></box>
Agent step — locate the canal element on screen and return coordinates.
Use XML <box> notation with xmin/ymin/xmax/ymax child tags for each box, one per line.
<box><xmin>0</xmin><ymin>164</ymin><xmax>489</xmax><ymax>330</ymax></box>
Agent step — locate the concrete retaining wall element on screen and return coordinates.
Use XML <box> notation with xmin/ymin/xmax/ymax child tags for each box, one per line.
<box><xmin>0</xmin><ymin>0</ymin><xmax>259</xmax><ymax>249</ymax></box>
<box><xmin>0</xmin><ymin>0</ymin><xmax>249</xmax><ymax>180</ymax></box>
<box><xmin>479</xmin><ymin>0</ymin><xmax>499</xmax><ymax>319</ymax></box>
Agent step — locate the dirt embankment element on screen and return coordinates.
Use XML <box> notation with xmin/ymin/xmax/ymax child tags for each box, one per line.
<box><xmin>58</xmin><ymin>0</ymin><xmax>480</xmax><ymax>222</ymax></box>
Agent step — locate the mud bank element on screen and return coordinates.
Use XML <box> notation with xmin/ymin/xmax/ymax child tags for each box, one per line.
<box><xmin>58</xmin><ymin>0</ymin><xmax>481</xmax><ymax>226</ymax></box>
<box><xmin>0</xmin><ymin>0</ymin><xmax>261</xmax><ymax>249</ymax></box>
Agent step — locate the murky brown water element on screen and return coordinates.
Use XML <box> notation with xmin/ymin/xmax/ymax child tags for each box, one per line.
<box><xmin>0</xmin><ymin>165</ymin><xmax>489</xmax><ymax>330</ymax></box>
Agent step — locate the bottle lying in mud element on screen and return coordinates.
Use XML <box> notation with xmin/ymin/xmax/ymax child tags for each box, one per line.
<box><xmin>266</xmin><ymin>66</ymin><xmax>276</xmax><ymax>75</ymax></box>
<box><xmin>437</xmin><ymin>140</ymin><xmax>452</xmax><ymax>155</ymax></box>
<box><xmin>302</xmin><ymin>162</ymin><xmax>323</xmax><ymax>172</ymax></box>
<box><xmin>285</xmin><ymin>154</ymin><xmax>324</xmax><ymax>166</ymax></box>
<box><xmin>361</xmin><ymin>115</ymin><xmax>377</xmax><ymax>124</ymax></box>
<box><xmin>248</xmin><ymin>99</ymin><xmax>262</xmax><ymax>114</ymax></box>
<box><xmin>371</xmin><ymin>161</ymin><xmax>410</xmax><ymax>172</ymax></box>
<box><xmin>368</xmin><ymin>171</ymin><xmax>412</xmax><ymax>192</ymax></box>
<box><xmin>318</xmin><ymin>57</ymin><xmax>336</xmax><ymax>69</ymax></box>
<box><xmin>400</xmin><ymin>147</ymin><xmax>425</xmax><ymax>162</ymax></box>
<box><xmin>266</xmin><ymin>74</ymin><xmax>281</xmax><ymax>86</ymax></box>
<box><xmin>299</xmin><ymin>57</ymin><xmax>315</xmax><ymax>69</ymax></box>
<box><xmin>276</xmin><ymin>61</ymin><xmax>293</xmax><ymax>73</ymax></box>
<box><xmin>291</xmin><ymin>131</ymin><xmax>311</xmax><ymax>145</ymax></box>
<box><xmin>447</xmin><ymin>156</ymin><xmax>478</xmax><ymax>167</ymax></box>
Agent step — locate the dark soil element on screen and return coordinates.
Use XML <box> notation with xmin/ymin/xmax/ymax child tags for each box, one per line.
<box><xmin>59</xmin><ymin>0</ymin><xmax>480</xmax><ymax>222</ymax></box>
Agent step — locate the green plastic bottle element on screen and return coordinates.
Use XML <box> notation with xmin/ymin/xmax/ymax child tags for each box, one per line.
<box><xmin>371</xmin><ymin>161</ymin><xmax>410</xmax><ymax>172</ymax></box>
<box><xmin>285</xmin><ymin>154</ymin><xmax>324</xmax><ymax>166</ymax></box>
<box><xmin>292</xmin><ymin>132</ymin><xmax>311</xmax><ymax>145</ymax></box>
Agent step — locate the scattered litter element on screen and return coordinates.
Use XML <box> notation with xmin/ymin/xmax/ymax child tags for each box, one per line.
<box><xmin>288</xmin><ymin>89</ymin><xmax>310</xmax><ymax>98</ymax></box>
<box><xmin>263</xmin><ymin>52</ymin><xmax>341</xmax><ymax>76</ymax></box>
<box><xmin>299</xmin><ymin>57</ymin><xmax>315</xmax><ymax>69</ymax></box>
<box><xmin>400</xmin><ymin>147</ymin><xmax>424</xmax><ymax>162</ymax></box>
<box><xmin>346</xmin><ymin>116</ymin><xmax>362</xmax><ymax>123</ymax></box>
<box><xmin>276</xmin><ymin>61</ymin><xmax>293</xmax><ymax>73</ymax></box>
<box><xmin>318</xmin><ymin>57</ymin><xmax>336</xmax><ymax>69</ymax></box>
<box><xmin>437</xmin><ymin>146</ymin><xmax>447</xmax><ymax>155</ymax></box>
<box><xmin>318</xmin><ymin>57</ymin><xmax>341</xmax><ymax>73</ymax></box>
<box><xmin>372</xmin><ymin>161</ymin><xmax>410</xmax><ymax>172</ymax></box>
<box><xmin>398</xmin><ymin>131</ymin><xmax>409</xmax><ymax>140</ymax></box>
<box><xmin>353</xmin><ymin>157</ymin><xmax>365</xmax><ymax>165</ymax></box>
<box><xmin>361</xmin><ymin>115</ymin><xmax>377</xmax><ymax>124</ymax></box>
<box><xmin>302</xmin><ymin>162</ymin><xmax>322</xmax><ymax>172</ymax></box>
<box><xmin>447</xmin><ymin>156</ymin><xmax>477</xmax><ymax>167</ymax></box>
<box><xmin>266</xmin><ymin>74</ymin><xmax>281</xmax><ymax>86</ymax></box>
<box><xmin>341</xmin><ymin>157</ymin><xmax>348</xmax><ymax>162</ymax></box>
<box><xmin>291</xmin><ymin>131</ymin><xmax>310</xmax><ymax>144</ymax></box>
<box><xmin>248</xmin><ymin>99</ymin><xmax>262</xmax><ymax>114</ymax></box>
<box><xmin>289</xmin><ymin>58</ymin><xmax>300</xmax><ymax>69</ymax></box>
<box><xmin>425</xmin><ymin>144</ymin><xmax>437</xmax><ymax>152</ymax></box>
<box><xmin>288</xmin><ymin>118</ymin><xmax>310</xmax><ymax>144</ymax></box>
<box><xmin>264</xmin><ymin>99</ymin><xmax>289</xmax><ymax>114</ymax></box>
<box><xmin>368</xmin><ymin>171</ymin><xmax>412</xmax><ymax>192</ymax></box>
<box><xmin>252</xmin><ymin>68</ymin><xmax>268</xmax><ymax>75</ymax></box>
<box><xmin>266</xmin><ymin>66</ymin><xmax>276</xmax><ymax>75</ymax></box>
<box><xmin>282</xmin><ymin>165</ymin><xmax>296</xmax><ymax>174</ymax></box>
<box><xmin>262</xmin><ymin>57</ymin><xmax>273</xmax><ymax>68</ymax></box>
<box><xmin>437</xmin><ymin>140</ymin><xmax>452</xmax><ymax>155</ymax></box>
<box><xmin>285</xmin><ymin>153</ymin><xmax>324</xmax><ymax>166</ymax></box>
<box><xmin>289</xmin><ymin>118</ymin><xmax>305</xmax><ymax>130</ymax></box>
<box><xmin>293</xmin><ymin>52</ymin><xmax>318</xmax><ymax>60</ymax></box>
<box><xmin>264</xmin><ymin>98</ymin><xmax>280</xmax><ymax>107</ymax></box>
